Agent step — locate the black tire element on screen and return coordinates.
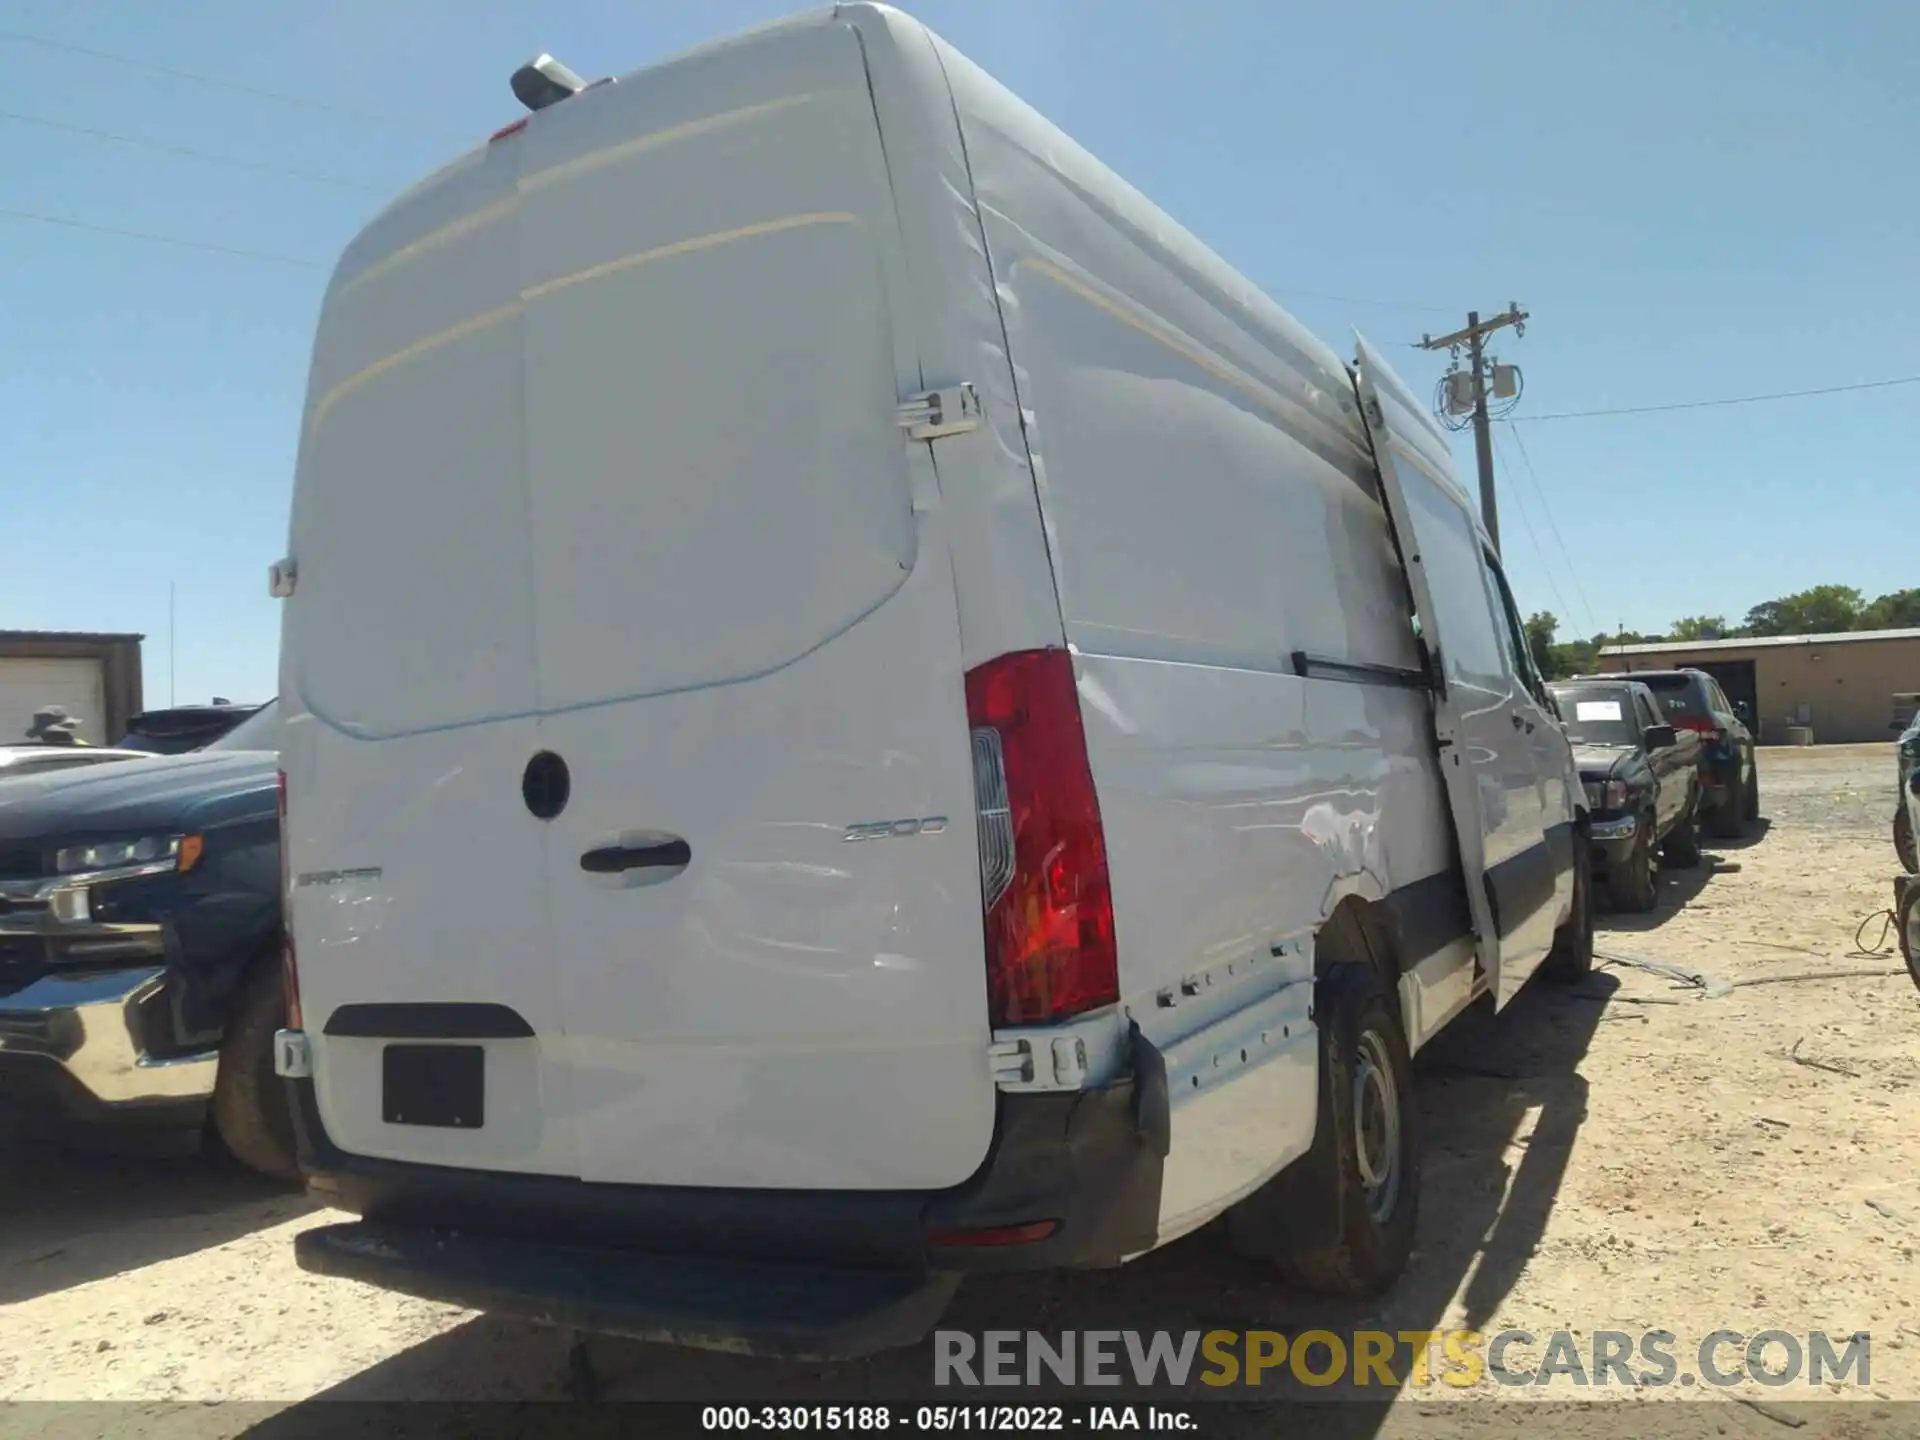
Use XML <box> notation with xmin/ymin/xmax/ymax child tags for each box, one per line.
<box><xmin>1895</xmin><ymin>803</ymin><xmax>1916</xmax><ymax>875</ymax></box>
<box><xmin>1226</xmin><ymin>959</ymin><xmax>1417</xmax><ymax>1296</ymax></box>
<box><xmin>1541</xmin><ymin>837</ymin><xmax>1594</xmax><ymax>984</ymax></box>
<box><xmin>1743</xmin><ymin>757</ymin><xmax>1761</xmax><ymax>822</ymax></box>
<box><xmin>1707</xmin><ymin>773</ymin><xmax>1745</xmax><ymax>840</ymax></box>
<box><xmin>209</xmin><ymin>959</ymin><xmax>301</xmax><ymax>1182</ymax></box>
<box><xmin>1663</xmin><ymin>800</ymin><xmax>1703</xmax><ymax>869</ymax></box>
<box><xmin>1901</xmin><ymin>883</ymin><xmax>1920</xmax><ymax>997</ymax></box>
<box><xmin>1608</xmin><ymin>813</ymin><xmax>1660</xmax><ymax>913</ymax></box>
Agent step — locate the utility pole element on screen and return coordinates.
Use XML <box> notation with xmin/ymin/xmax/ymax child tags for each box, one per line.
<box><xmin>1419</xmin><ymin>304</ymin><xmax>1528</xmax><ymax>553</ymax></box>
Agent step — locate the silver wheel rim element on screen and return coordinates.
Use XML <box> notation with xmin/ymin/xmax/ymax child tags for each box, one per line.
<box><xmin>1352</xmin><ymin>1028</ymin><xmax>1402</xmax><ymax>1223</ymax></box>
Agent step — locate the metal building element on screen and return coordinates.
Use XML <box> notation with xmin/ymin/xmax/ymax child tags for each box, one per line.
<box><xmin>1600</xmin><ymin>627</ymin><xmax>1920</xmax><ymax>745</ymax></box>
<box><xmin>0</xmin><ymin>631</ymin><xmax>146</xmax><ymax>746</ymax></box>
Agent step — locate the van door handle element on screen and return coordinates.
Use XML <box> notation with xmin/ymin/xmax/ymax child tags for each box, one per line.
<box><xmin>580</xmin><ymin>838</ymin><xmax>691</xmax><ymax>874</ymax></box>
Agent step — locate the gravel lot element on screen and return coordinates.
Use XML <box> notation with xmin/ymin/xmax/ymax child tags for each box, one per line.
<box><xmin>4</xmin><ymin>744</ymin><xmax>1917</xmax><ymax>1437</ymax></box>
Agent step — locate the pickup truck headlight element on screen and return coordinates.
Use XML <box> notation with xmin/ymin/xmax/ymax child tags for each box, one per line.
<box><xmin>54</xmin><ymin>834</ymin><xmax>200</xmax><ymax>876</ymax></box>
<box><xmin>1583</xmin><ymin>780</ymin><xmax>1631</xmax><ymax>811</ymax></box>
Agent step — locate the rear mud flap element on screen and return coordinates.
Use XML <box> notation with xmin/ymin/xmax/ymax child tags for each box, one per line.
<box><xmin>922</xmin><ymin>1029</ymin><xmax>1168</xmax><ymax>1270</ymax></box>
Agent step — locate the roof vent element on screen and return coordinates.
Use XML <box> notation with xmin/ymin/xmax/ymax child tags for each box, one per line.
<box><xmin>511</xmin><ymin>54</ymin><xmax>586</xmax><ymax>113</ymax></box>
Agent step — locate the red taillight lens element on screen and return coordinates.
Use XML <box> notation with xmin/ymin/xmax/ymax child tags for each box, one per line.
<box><xmin>277</xmin><ymin>769</ymin><xmax>302</xmax><ymax>1029</ymax></box>
<box><xmin>964</xmin><ymin>649</ymin><xmax>1119</xmax><ymax>1026</ymax></box>
<box><xmin>1673</xmin><ymin>715</ymin><xmax>1719</xmax><ymax>737</ymax></box>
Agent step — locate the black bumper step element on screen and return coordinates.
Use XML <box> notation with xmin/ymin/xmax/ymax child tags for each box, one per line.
<box><xmin>296</xmin><ymin>1220</ymin><xmax>961</xmax><ymax>1361</ymax></box>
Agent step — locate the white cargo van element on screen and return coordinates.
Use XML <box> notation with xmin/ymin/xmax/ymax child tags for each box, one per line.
<box><xmin>274</xmin><ymin>3</ymin><xmax>1588</xmax><ymax>1359</ymax></box>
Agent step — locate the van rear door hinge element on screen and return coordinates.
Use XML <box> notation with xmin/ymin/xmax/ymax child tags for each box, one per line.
<box><xmin>897</xmin><ymin>383</ymin><xmax>981</xmax><ymax>441</ymax></box>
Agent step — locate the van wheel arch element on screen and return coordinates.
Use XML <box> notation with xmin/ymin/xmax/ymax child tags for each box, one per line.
<box><xmin>1311</xmin><ymin>896</ymin><xmax>1403</xmax><ymax>1014</ymax></box>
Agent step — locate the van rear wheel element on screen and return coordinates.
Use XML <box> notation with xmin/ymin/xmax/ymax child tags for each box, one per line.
<box><xmin>209</xmin><ymin>959</ymin><xmax>301</xmax><ymax>1183</ymax></box>
<box><xmin>1897</xmin><ymin>804</ymin><xmax>1918</xmax><ymax>876</ymax></box>
<box><xmin>1226</xmin><ymin>959</ymin><xmax>1418</xmax><ymax>1296</ymax></box>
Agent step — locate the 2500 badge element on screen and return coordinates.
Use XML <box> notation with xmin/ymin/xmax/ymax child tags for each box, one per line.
<box><xmin>842</xmin><ymin>816</ymin><xmax>949</xmax><ymax>843</ymax></box>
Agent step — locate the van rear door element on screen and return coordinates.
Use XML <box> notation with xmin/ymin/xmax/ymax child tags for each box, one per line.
<box><xmin>514</xmin><ymin>24</ymin><xmax>996</xmax><ymax>1190</ymax></box>
<box><xmin>284</xmin><ymin>133</ymin><xmax>580</xmax><ymax>1175</ymax></box>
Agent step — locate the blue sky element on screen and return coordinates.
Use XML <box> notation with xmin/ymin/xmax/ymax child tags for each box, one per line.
<box><xmin>4</xmin><ymin>0</ymin><xmax>1915</xmax><ymax>706</ymax></box>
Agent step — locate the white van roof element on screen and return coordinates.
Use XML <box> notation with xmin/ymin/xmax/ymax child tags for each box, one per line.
<box><xmin>330</xmin><ymin>3</ymin><xmax>1469</xmax><ymax>524</ymax></box>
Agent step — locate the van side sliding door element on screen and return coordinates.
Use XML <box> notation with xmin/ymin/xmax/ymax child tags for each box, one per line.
<box><xmin>1352</xmin><ymin>335</ymin><xmax>1555</xmax><ymax>1007</ymax></box>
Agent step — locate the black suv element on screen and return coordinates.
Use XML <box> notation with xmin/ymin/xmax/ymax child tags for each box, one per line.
<box><xmin>117</xmin><ymin>702</ymin><xmax>264</xmax><ymax>756</ymax></box>
<box><xmin>1581</xmin><ymin>668</ymin><xmax>1757</xmax><ymax>839</ymax></box>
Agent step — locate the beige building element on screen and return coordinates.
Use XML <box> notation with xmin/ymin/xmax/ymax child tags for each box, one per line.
<box><xmin>0</xmin><ymin>630</ymin><xmax>145</xmax><ymax>745</ymax></box>
<box><xmin>1599</xmin><ymin>628</ymin><xmax>1920</xmax><ymax>745</ymax></box>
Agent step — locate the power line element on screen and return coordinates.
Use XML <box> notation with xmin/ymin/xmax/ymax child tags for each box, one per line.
<box><xmin>1</xmin><ymin>108</ymin><xmax>383</xmax><ymax>191</ymax></box>
<box><xmin>0</xmin><ymin>206</ymin><xmax>322</xmax><ymax>267</ymax></box>
<box><xmin>1502</xmin><ymin>419</ymin><xmax>1599</xmax><ymax>639</ymax></box>
<box><xmin>1491</xmin><ymin>425</ymin><xmax>1575</xmax><ymax>629</ymax></box>
<box><xmin>0</xmin><ymin>28</ymin><xmax>462</xmax><ymax>138</ymax></box>
<box><xmin>1518</xmin><ymin>373</ymin><xmax>1920</xmax><ymax>422</ymax></box>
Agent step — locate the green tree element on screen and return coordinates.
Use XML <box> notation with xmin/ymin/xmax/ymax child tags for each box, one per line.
<box><xmin>1856</xmin><ymin>588</ymin><xmax>1920</xmax><ymax>631</ymax></box>
<box><xmin>1523</xmin><ymin>611</ymin><xmax>1560</xmax><ymax>678</ymax></box>
<box><xmin>1669</xmin><ymin>615</ymin><xmax>1729</xmax><ymax>641</ymax></box>
<box><xmin>1516</xmin><ymin>613</ymin><xmax>1608</xmax><ymax>678</ymax></box>
<box><xmin>1555</xmin><ymin>635</ymin><xmax>1601</xmax><ymax>676</ymax></box>
<box><xmin>1742</xmin><ymin>585</ymin><xmax>1863</xmax><ymax>637</ymax></box>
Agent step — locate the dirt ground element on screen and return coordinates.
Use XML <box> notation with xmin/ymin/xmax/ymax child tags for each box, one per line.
<box><xmin>4</xmin><ymin>744</ymin><xmax>1917</xmax><ymax>1437</ymax></box>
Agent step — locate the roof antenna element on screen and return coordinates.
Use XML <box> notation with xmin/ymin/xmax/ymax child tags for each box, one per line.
<box><xmin>511</xmin><ymin>54</ymin><xmax>586</xmax><ymax>113</ymax></box>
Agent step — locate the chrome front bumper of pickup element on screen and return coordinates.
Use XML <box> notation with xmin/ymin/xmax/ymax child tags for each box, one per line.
<box><xmin>0</xmin><ymin>965</ymin><xmax>218</xmax><ymax>1109</ymax></box>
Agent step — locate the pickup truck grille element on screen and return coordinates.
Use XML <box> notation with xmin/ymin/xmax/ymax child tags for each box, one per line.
<box><xmin>0</xmin><ymin>848</ymin><xmax>46</xmax><ymax>882</ymax></box>
<box><xmin>0</xmin><ymin>933</ymin><xmax>50</xmax><ymax>989</ymax></box>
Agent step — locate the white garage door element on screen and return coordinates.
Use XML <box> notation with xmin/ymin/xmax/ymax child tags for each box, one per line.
<box><xmin>0</xmin><ymin>658</ymin><xmax>107</xmax><ymax>745</ymax></box>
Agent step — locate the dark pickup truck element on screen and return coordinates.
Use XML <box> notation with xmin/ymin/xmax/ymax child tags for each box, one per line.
<box><xmin>0</xmin><ymin>700</ymin><xmax>294</xmax><ymax>1177</ymax></box>
<box><xmin>1549</xmin><ymin>679</ymin><xmax>1704</xmax><ymax>911</ymax></box>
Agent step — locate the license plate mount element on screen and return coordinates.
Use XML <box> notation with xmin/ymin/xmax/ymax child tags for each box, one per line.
<box><xmin>382</xmin><ymin>1044</ymin><xmax>484</xmax><ymax>1129</ymax></box>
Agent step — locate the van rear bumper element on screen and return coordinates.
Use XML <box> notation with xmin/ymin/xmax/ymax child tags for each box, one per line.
<box><xmin>286</xmin><ymin>1053</ymin><xmax>1166</xmax><ymax>1356</ymax></box>
<box><xmin>296</xmin><ymin>1219</ymin><xmax>962</xmax><ymax>1361</ymax></box>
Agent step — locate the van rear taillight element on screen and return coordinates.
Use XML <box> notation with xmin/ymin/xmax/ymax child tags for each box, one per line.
<box><xmin>1674</xmin><ymin>715</ymin><xmax>1720</xmax><ymax>739</ymax></box>
<box><xmin>964</xmin><ymin>650</ymin><xmax>1118</xmax><ymax>1026</ymax></box>
<box><xmin>277</xmin><ymin>769</ymin><xmax>302</xmax><ymax>1029</ymax></box>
